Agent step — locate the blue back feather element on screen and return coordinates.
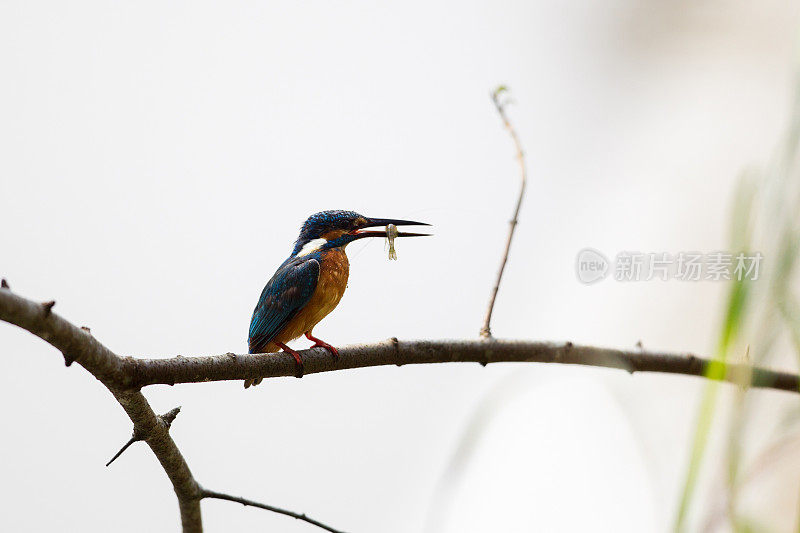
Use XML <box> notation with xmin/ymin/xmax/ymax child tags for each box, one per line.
<box><xmin>248</xmin><ymin>253</ymin><xmax>321</xmax><ymax>353</ymax></box>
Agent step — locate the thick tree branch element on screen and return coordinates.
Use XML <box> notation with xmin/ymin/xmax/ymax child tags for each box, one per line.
<box><xmin>200</xmin><ymin>488</ymin><xmax>347</xmax><ymax>533</ymax></box>
<box><xmin>121</xmin><ymin>339</ymin><xmax>800</xmax><ymax>393</ymax></box>
<box><xmin>481</xmin><ymin>86</ymin><xmax>527</xmax><ymax>338</ymax></box>
<box><xmin>0</xmin><ymin>288</ymin><xmax>124</xmax><ymax>384</ymax></box>
<box><xmin>113</xmin><ymin>389</ymin><xmax>203</xmax><ymax>531</ymax></box>
<box><xmin>0</xmin><ymin>287</ymin><xmax>338</xmax><ymax>533</ymax></box>
<box><xmin>0</xmin><ymin>288</ymin><xmax>202</xmax><ymax>530</ymax></box>
<box><xmin>2</xmin><ymin>285</ymin><xmax>800</xmax><ymax>531</ymax></box>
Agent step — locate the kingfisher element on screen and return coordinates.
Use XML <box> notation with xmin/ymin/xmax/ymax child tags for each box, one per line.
<box><xmin>246</xmin><ymin>210</ymin><xmax>429</xmax><ymax>387</ymax></box>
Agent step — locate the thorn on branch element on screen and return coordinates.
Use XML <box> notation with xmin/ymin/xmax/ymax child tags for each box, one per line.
<box><xmin>480</xmin><ymin>352</ymin><xmax>491</xmax><ymax>366</ymax></box>
<box><xmin>105</xmin><ymin>435</ymin><xmax>139</xmax><ymax>467</ymax></box>
<box><xmin>1</xmin><ymin>278</ymin><xmax>9</xmax><ymax>289</ymax></box>
<box><xmin>106</xmin><ymin>406</ymin><xmax>181</xmax><ymax>467</ymax></box>
<box><xmin>41</xmin><ymin>300</ymin><xmax>55</xmax><ymax>317</ymax></box>
<box><xmin>390</xmin><ymin>337</ymin><xmax>402</xmax><ymax>366</ymax></box>
<box><xmin>159</xmin><ymin>406</ymin><xmax>181</xmax><ymax>429</ymax></box>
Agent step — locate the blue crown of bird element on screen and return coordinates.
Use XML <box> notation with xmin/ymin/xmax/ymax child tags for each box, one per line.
<box><xmin>246</xmin><ymin>210</ymin><xmax>430</xmax><ymax>387</ymax></box>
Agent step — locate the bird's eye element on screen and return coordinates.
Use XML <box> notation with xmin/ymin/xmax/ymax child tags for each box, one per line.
<box><xmin>354</xmin><ymin>217</ymin><xmax>367</xmax><ymax>228</ymax></box>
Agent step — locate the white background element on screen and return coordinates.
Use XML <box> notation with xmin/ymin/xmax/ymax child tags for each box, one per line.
<box><xmin>2</xmin><ymin>1</ymin><xmax>799</xmax><ymax>531</ymax></box>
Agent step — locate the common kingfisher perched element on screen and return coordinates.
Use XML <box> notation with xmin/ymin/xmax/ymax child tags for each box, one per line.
<box><xmin>246</xmin><ymin>210</ymin><xmax>429</xmax><ymax>387</ymax></box>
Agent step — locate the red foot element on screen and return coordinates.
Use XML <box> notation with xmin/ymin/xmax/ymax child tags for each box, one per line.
<box><xmin>305</xmin><ymin>332</ymin><xmax>340</xmax><ymax>360</ymax></box>
<box><xmin>276</xmin><ymin>342</ymin><xmax>304</xmax><ymax>378</ymax></box>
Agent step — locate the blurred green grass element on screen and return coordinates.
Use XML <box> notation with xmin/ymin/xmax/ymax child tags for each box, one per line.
<box><xmin>675</xmin><ymin>74</ymin><xmax>800</xmax><ymax>532</ymax></box>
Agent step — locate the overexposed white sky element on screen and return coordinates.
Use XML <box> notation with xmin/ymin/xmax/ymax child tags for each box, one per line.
<box><xmin>2</xmin><ymin>1</ymin><xmax>799</xmax><ymax>532</ymax></box>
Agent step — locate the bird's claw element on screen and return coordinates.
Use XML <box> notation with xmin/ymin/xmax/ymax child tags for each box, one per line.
<box><xmin>304</xmin><ymin>332</ymin><xmax>340</xmax><ymax>360</ymax></box>
<box><xmin>275</xmin><ymin>342</ymin><xmax>304</xmax><ymax>378</ymax></box>
<box><xmin>288</xmin><ymin>351</ymin><xmax>304</xmax><ymax>378</ymax></box>
<box><xmin>312</xmin><ymin>341</ymin><xmax>339</xmax><ymax>360</ymax></box>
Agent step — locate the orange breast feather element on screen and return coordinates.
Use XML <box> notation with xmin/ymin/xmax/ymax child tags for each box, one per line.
<box><xmin>275</xmin><ymin>249</ymin><xmax>349</xmax><ymax>343</ymax></box>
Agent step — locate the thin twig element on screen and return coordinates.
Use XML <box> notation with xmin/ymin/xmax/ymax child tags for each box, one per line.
<box><xmin>201</xmin><ymin>489</ymin><xmax>347</xmax><ymax>533</ymax></box>
<box><xmin>481</xmin><ymin>86</ymin><xmax>527</xmax><ymax>338</ymax></box>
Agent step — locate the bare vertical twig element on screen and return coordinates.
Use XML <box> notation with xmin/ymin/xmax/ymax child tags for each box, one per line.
<box><xmin>481</xmin><ymin>86</ymin><xmax>528</xmax><ymax>338</ymax></box>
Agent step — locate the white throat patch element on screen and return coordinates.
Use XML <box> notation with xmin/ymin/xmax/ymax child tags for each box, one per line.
<box><xmin>296</xmin><ymin>238</ymin><xmax>328</xmax><ymax>257</ymax></box>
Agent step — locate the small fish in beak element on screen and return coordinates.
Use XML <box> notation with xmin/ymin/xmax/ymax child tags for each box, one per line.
<box><xmin>386</xmin><ymin>223</ymin><xmax>399</xmax><ymax>260</ymax></box>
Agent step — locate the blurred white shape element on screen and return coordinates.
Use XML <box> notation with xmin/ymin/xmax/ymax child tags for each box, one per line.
<box><xmin>440</xmin><ymin>378</ymin><xmax>656</xmax><ymax>533</ymax></box>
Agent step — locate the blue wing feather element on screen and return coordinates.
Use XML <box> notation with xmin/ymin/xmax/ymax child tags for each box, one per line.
<box><xmin>248</xmin><ymin>255</ymin><xmax>321</xmax><ymax>353</ymax></box>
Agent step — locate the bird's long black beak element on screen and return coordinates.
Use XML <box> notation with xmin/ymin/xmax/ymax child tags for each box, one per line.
<box><xmin>350</xmin><ymin>217</ymin><xmax>431</xmax><ymax>239</ymax></box>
